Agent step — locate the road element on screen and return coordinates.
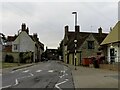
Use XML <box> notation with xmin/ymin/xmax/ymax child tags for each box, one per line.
<box><xmin>2</xmin><ymin>60</ymin><xmax>74</xmax><ymax>90</ymax></box>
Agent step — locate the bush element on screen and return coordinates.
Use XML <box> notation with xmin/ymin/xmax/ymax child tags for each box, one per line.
<box><xmin>5</xmin><ymin>54</ymin><xmax>14</xmax><ymax>63</ymax></box>
<box><xmin>19</xmin><ymin>52</ymin><xmax>32</xmax><ymax>63</ymax></box>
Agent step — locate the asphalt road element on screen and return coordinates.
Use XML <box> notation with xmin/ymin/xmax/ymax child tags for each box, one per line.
<box><xmin>2</xmin><ymin>60</ymin><xmax>74</xmax><ymax>90</ymax></box>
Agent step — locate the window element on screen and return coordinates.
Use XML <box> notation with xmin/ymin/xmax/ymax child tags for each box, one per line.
<box><xmin>88</xmin><ymin>41</ymin><xmax>94</xmax><ymax>49</ymax></box>
<box><xmin>14</xmin><ymin>44</ymin><xmax>18</xmax><ymax>50</ymax></box>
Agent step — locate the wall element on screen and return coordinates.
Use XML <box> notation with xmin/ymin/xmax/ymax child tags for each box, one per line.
<box><xmin>118</xmin><ymin>44</ymin><xmax>120</xmax><ymax>62</ymax></box>
<box><xmin>0</xmin><ymin>44</ymin><xmax>2</xmax><ymax>61</ymax></box>
<box><xmin>69</xmin><ymin>53</ymin><xmax>73</xmax><ymax>65</ymax></box>
<box><xmin>63</xmin><ymin>45</ymin><xmax>67</xmax><ymax>63</ymax></box>
<box><xmin>2</xmin><ymin>52</ymin><xmax>19</xmax><ymax>62</ymax></box>
<box><xmin>80</xmin><ymin>34</ymin><xmax>99</xmax><ymax>60</ymax></box>
<box><xmin>0</xmin><ymin>52</ymin><xmax>2</xmax><ymax>61</ymax></box>
<box><xmin>0</xmin><ymin>44</ymin><xmax>2</xmax><ymax>52</ymax></box>
<box><xmin>12</xmin><ymin>31</ymin><xmax>35</xmax><ymax>52</ymax></box>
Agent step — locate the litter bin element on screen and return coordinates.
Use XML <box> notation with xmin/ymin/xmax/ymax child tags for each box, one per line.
<box><xmin>93</xmin><ymin>58</ymin><xmax>99</xmax><ymax>68</ymax></box>
<box><xmin>82</xmin><ymin>58</ymin><xmax>90</xmax><ymax>66</ymax></box>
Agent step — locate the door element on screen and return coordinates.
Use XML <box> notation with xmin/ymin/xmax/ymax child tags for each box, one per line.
<box><xmin>110</xmin><ymin>48</ymin><xmax>115</xmax><ymax>63</ymax></box>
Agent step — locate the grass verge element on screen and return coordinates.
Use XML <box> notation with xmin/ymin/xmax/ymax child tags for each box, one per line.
<box><xmin>0</xmin><ymin>62</ymin><xmax>25</xmax><ymax>69</ymax></box>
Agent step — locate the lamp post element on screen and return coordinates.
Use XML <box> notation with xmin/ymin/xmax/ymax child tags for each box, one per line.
<box><xmin>74</xmin><ymin>39</ymin><xmax>77</xmax><ymax>70</ymax></box>
<box><xmin>72</xmin><ymin>12</ymin><xmax>77</xmax><ymax>27</ymax></box>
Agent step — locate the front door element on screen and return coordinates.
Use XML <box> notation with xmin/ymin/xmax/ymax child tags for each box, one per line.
<box><xmin>110</xmin><ymin>48</ymin><xmax>115</xmax><ymax>63</ymax></box>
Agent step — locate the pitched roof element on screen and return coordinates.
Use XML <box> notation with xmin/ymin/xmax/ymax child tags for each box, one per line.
<box><xmin>29</xmin><ymin>35</ymin><xmax>44</xmax><ymax>50</ymax></box>
<box><xmin>7</xmin><ymin>36</ymin><xmax>17</xmax><ymax>42</ymax></box>
<box><xmin>67</xmin><ymin>32</ymin><xmax>89</xmax><ymax>52</ymax></box>
<box><xmin>101</xmin><ymin>21</ymin><xmax>120</xmax><ymax>45</ymax></box>
<box><xmin>66</xmin><ymin>31</ymin><xmax>108</xmax><ymax>52</ymax></box>
<box><xmin>3</xmin><ymin>45</ymin><xmax>12</xmax><ymax>52</ymax></box>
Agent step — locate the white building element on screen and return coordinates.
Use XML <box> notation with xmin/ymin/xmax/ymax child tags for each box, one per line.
<box><xmin>6</xmin><ymin>23</ymin><xmax>44</xmax><ymax>63</ymax></box>
<box><xmin>101</xmin><ymin>21</ymin><xmax>120</xmax><ymax>63</ymax></box>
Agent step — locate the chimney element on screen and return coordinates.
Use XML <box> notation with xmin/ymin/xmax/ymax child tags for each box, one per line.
<box><xmin>98</xmin><ymin>27</ymin><xmax>102</xmax><ymax>34</ymax></box>
<box><xmin>75</xmin><ymin>25</ymin><xmax>80</xmax><ymax>33</ymax></box>
<box><xmin>65</xmin><ymin>25</ymin><xmax>69</xmax><ymax>35</ymax></box>
<box><xmin>33</xmin><ymin>33</ymin><xmax>38</xmax><ymax>41</ymax></box>
<box><xmin>33</xmin><ymin>33</ymin><xmax>37</xmax><ymax>38</ymax></box>
<box><xmin>110</xmin><ymin>27</ymin><xmax>112</xmax><ymax>32</ymax></box>
<box><xmin>21</xmin><ymin>23</ymin><xmax>26</xmax><ymax>31</ymax></box>
<box><xmin>26</xmin><ymin>27</ymin><xmax>29</xmax><ymax>34</ymax></box>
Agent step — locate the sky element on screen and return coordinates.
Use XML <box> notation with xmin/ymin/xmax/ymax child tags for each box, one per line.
<box><xmin>0</xmin><ymin>0</ymin><xmax>119</xmax><ymax>49</ymax></box>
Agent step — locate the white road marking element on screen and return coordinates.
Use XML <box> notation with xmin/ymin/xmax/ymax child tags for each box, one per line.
<box><xmin>23</xmin><ymin>70</ymin><xmax>29</xmax><ymax>73</ymax></box>
<box><xmin>48</xmin><ymin>70</ymin><xmax>54</xmax><ymax>73</ymax></box>
<box><xmin>36</xmin><ymin>70</ymin><xmax>42</xmax><ymax>73</ymax></box>
<box><xmin>13</xmin><ymin>73</ymin><xmax>34</xmax><ymax>87</ymax></box>
<box><xmin>1</xmin><ymin>85</ymin><xmax>12</xmax><ymax>89</ymax></box>
<box><xmin>55</xmin><ymin>79</ymin><xmax>69</xmax><ymax>90</ymax></box>
<box><xmin>61</xmin><ymin>70</ymin><xmax>65</xmax><ymax>73</ymax></box>
<box><xmin>14</xmin><ymin>79</ymin><xmax>19</xmax><ymax>86</ymax></box>
<box><xmin>18</xmin><ymin>73</ymin><xmax>34</xmax><ymax>79</ymax></box>
<box><xmin>59</xmin><ymin>74</ymin><xmax>68</xmax><ymax>78</ymax></box>
<box><xmin>30</xmin><ymin>73</ymin><xmax>34</xmax><ymax>76</ymax></box>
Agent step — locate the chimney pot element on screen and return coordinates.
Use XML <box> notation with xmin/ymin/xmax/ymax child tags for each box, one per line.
<box><xmin>26</xmin><ymin>27</ymin><xmax>29</xmax><ymax>34</ymax></box>
<box><xmin>98</xmin><ymin>27</ymin><xmax>102</xmax><ymax>34</ymax></box>
<box><xmin>75</xmin><ymin>25</ymin><xmax>80</xmax><ymax>33</ymax></box>
<box><xmin>21</xmin><ymin>23</ymin><xmax>26</xmax><ymax>31</ymax></box>
<box><xmin>65</xmin><ymin>25</ymin><xmax>69</xmax><ymax>34</ymax></box>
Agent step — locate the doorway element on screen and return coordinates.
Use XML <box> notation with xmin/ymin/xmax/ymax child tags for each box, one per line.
<box><xmin>110</xmin><ymin>48</ymin><xmax>115</xmax><ymax>63</ymax></box>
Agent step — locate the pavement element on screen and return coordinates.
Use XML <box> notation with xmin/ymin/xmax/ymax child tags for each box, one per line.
<box><xmin>63</xmin><ymin>63</ymin><xmax>119</xmax><ymax>89</ymax></box>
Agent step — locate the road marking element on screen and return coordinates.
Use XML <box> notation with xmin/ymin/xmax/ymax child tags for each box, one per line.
<box><xmin>55</xmin><ymin>79</ymin><xmax>69</xmax><ymax>90</ymax></box>
<box><xmin>18</xmin><ymin>73</ymin><xmax>34</xmax><ymax>79</ymax></box>
<box><xmin>59</xmin><ymin>74</ymin><xmax>68</xmax><ymax>78</ymax></box>
<box><xmin>30</xmin><ymin>73</ymin><xmax>34</xmax><ymax>76</ymax></box>
<box><xmin>61</xmin><ymin>70</ymin><xmax>65</xmax><ymax>73</ymax></box>
<box><xmin>36</xmin><ymin>70</ymin><xmax>42</xmax><ymax>73</ymax></box>
<box><xmin>23</xmin><ymin>70</ymin><xmax>29</xmax><ymax>73</ymax></box>
<box><xmin>48</xmin><ymin>70</ymin><xmax>54</xmax><ymax>73</ymax></box>
<box><xmin>14</xmin><ymin>79</ymin><xmax>19</xmax><ymax>86</ymax></box>
<box><xmin>13</xmin><ymin>73</ymin><xmax>34</xmax><ymax>87</ymax></box>
<box><xmin>1</xmin><ymin>85</ymin><xmax>12</xmax><ymax>89</ymax></box>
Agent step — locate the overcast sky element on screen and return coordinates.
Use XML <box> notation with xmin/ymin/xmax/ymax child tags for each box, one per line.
<box><xmin>0</xmin><ymin>0</ymin><xmax>119</xmax><ymax>49</ymax></box>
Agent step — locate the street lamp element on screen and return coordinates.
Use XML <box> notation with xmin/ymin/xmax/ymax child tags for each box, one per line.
<box><xmin>72</xmin><ymin>11</ymin><xmax>77</xmax><ymax>26</ymax></box>
<box><xmin>74</xmin><ymin>39</ymin><xmax>77</xmax><ymax>70</ymax></box>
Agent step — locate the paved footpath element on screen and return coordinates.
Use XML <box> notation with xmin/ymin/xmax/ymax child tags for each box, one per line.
<box><xmin>64</xmin><ymin>63</ymin><xmax>119</xmax><ymax>89</ymax></box>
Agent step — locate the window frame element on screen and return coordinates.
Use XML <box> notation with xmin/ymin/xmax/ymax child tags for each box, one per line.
<box><xmin>14</xmin><ymin>44</ymin><xmax>18</xmax><ymax>50</ymax></box>
<box><xmin>87</xmin><ymin>41</ymin><xmax>94</xmax><ymax>49</ymax></box>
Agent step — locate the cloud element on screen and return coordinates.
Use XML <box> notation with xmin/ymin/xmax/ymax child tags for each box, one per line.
<box><xmin>119</xmin><ymin>1</ymin><xmax>120</xmax><ymax>21</ymax></box>
<box><xmin>1</xmin><ymin>2</ymin><xmax>118</xmax><ymax>48</ymax></box>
